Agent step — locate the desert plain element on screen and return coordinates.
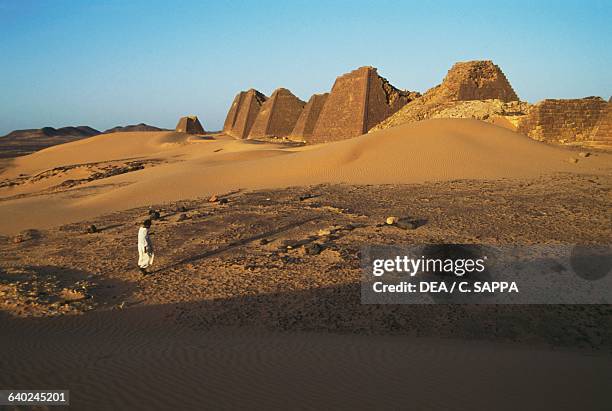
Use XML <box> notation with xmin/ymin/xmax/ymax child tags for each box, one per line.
<box><xmin>1</xmin><ymin>60</ymin><xmax>611</xmax><ymax>410</ymax></box>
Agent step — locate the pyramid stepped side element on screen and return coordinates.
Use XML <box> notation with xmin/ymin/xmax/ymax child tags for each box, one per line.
<box><xmin>223</xmin><ymin>89</ymin><xmax>267</xmax><ymax>139</ymax></box>
<box><xmin>248</xmin><ymin>88</ymin><xmax>305</xmax><ymax>139</ymax></box>
<box><xmin>176</xmin><ymin>116</ymin><xmax>205</xmax><ymax>134</ymax></box>
<box><xmin>291</xmin><ymin>93</ymin><xmax>329</xmax><ymax>141</ymax></box>
<box><xmin>310</xmin><ymin>67</ymin><xmax>417</xmax><ymax>143</ymax></box>
<box><xmin>516</xmin><ymin>97</ymin><xmax>609</xmax><ymax>146</ymax></box>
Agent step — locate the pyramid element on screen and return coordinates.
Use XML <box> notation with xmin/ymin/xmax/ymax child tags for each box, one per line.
<box><xmin>175</xmin><ymin>115</ymin><xmax>205</xmax><ymax>134</ymax></box>
<box><xmin>309</xmin><ymin>66</ymin><xmax>419</xmax><ymax>143</ymax></box>
<box><xmin>290</xmin><ymin>93</ymin><xmax>329</xmax><ymax>141</ymax></box>
<box><xmin>372</xmin><ymin>60</ymin><xmax>519</xmax><ymax>131</ymax></box>
<box><xmin>223</xmin><ymin>89</ymin><xmax>268</xmax><ymax>139</ymax></box>
<box><xmin>247</xmin><ymin>88</ymin><xmax>305</xmax><ymax>139</ymax></box>
<box><xmin>437</xmin><ymin>60</ymin><xmax>518</xmax><ymax>102</ymax></box>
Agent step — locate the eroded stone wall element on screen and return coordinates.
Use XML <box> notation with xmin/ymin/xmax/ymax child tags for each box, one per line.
<box><xmin>516</xmin><ymin>97</ymin><xmax>610</xmax><ymax>146</ymax></box>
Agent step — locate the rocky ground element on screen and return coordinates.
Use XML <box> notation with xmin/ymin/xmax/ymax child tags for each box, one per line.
<box><xmin>1</xmin><ymin>173</ymin><xmax>611</xmax><ymax>349</ymax></box>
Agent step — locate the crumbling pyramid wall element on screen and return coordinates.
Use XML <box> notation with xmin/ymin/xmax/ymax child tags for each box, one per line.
<box><xmin>309</xmin><ymin>67</ymin><xmax>418</xmax><ymax>143</ymax></box>
<box><xmin>516</xmin><ymin>97</ymin><xmax>611</xmax><ymax>147</ymax></box>
<box><xmin>590</xmin><ymin>103</ymin><xmax>612</xmax><ymax>147</ymax></box>
<box><xmin>223</xmin><ymin>89</ymin><xmax>267</xmax><ymax>139</ymax></box>
<box><xmin>442</xmin><ymin>60</ymin><xmax>518</xmax><ymax>102</ymax></box>
<box><xmin>247</xmin><ymin>88</ymin><xmax>305</xmax><ymax>139</ymax></box>
<box><xmin>175</xmin><ymin>116</ymin><xmax>205</xmax><ymax>134</ymax></box>
<box><xmin>372</xmin><ymin>60</ymin><xmax>519</xmax><ymax>131</ymax></box>
<box><xmin>290</xmin><ymin>93</ymin><xmax>329</xmax><ymax>140</ymax></box>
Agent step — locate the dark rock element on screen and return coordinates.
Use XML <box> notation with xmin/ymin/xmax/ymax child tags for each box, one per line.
<box><xmin>303</xmin><ymin>243</ymin><xmax>323</xmax><ymax>255</ymax></box>
<box><xmin>86</xmin><ymin>224</ymin><xmax>98</xmax><ymax>233</ymax></box>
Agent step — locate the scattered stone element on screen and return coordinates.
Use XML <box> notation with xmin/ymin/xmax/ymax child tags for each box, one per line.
<box><xmin>218</xmin><ymin>198</ymin><xmax>229</xmax><ymax>204</ymax></box>
<box><xmin>86</xmin><ymin>224</ymin><xmax>98</xmax><ymax>234</ymax></box>
<box><xmin>568</xmin><ymin>157</ymin><xmax>578</xmax><ymax>164</ymax></box>
<box><xmin>148</xmin><ymin>208</ymin><xmax>161</xmax><ymax>219</ymax></box>
<box><xmin>208</xmin><ymin>195</ymin><xmax>218</xmax><ymax>202</ymax></box>
<box><xmin>397</xmin><ymin>220</ymin><xmax>418</xmax><ymax>230</ymax></box>
<box><xmin>177</xmin><ymin>214</ymin><xmax>188</xmax><ymax>222</ymax></box>
<box><xmin>386</xmin><ymin>216</ymin><xmax>399</xmax><ymax>225</ymax></box>
<box><xmin>303</xmin><ymin>243</ymin><xmax>323</xmax><ymax>255</ymax></box>
<box><xmin>11</xmin><ymin>229</ymin><xmax>39</xmax><ymax>244</ymax></box>
<box><xmin>299</xmin><ymin>193</ymin><xmax>317</xmax><ymax>201</ymax></box>
<box><xmin>60</xmin><ymin>288</ymin><xmax>86</xmax><ymax>302</ymax></box>
<box><xmin>317</xmin><ymin>229</ymin><xmax>332</xmax><ymax>237</ymax></box>
<box><xmin>579</xmin><ymin>152</ymin><xmax>590</xmax><ymax>158</ymax></box>
<box><xmin>259</xmin><ymin>238</ymin><xmax>269</xmax><ymax>245</ymax></box>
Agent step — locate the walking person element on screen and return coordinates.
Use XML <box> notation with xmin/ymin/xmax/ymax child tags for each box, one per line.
<box><xmin>138</xmin><ymin>219</ymin><xmax>154</xmax><ymax>274</ymax></box>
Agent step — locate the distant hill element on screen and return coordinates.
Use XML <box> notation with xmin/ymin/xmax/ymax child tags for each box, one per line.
<box><xmin>0</xmin><ymin>123</ymin><xmax>169</xmax><ymax>160</ymax></box>
<box><xmin>103</xmin><ymin>123</ymin><xmax>166</xmax><ymax>133</ymax></box>
<box><xmin>0</xmin><ymin>126</ymin><xmax>101</xmax><ymax>159</ymax></box>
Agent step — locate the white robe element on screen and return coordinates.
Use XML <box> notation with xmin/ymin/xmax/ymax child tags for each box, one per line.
<box><xmin>138</xmin><ymin>226</ymin><xmax>154</xmax><ymax>268</ymax></box>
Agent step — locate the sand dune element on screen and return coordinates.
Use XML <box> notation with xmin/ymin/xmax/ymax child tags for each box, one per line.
<box><xmin>0</xmin><ymin>119</ymin><xmax>609</xmax><ymax>234</ymax></box>
<box><xmin>2</xmin><ymin>309</ymin><xmax>611</xmax><ymax>410</ymax></box>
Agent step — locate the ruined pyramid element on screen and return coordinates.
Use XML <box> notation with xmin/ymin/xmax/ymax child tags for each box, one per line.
<box><xmin>223</xmin><ymin>89</ymin><xmax>268</xmax><ymax>139</ymax></box>
<box><xmin>290</xmin><ymin>93</ymin><xmax>329</xmax><ymax>141</ymax></box>
<box><xmin>247</xmin><ymin>88</ymin><xmax>305</xmax><ymax>139</ymax></box>
<box><xmin>372</xmin><ymin>60</ymin><xmax>519</xmax><ymax>131</ymax></box>
<box><xmin>175</xmin><ymin>115</ymin><xmax>205</xmax><ymax>134</ymax></box>
<box><xmin>309</xmin><ymin>66</ymin><xmax>419</xmax><ymax>143</ymax></box>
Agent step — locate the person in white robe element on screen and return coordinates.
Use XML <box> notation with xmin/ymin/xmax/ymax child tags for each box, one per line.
<box><xmin>138</xmin><ymin>219</ymin><xmax>154</xmax><ymax>273</ymax></box>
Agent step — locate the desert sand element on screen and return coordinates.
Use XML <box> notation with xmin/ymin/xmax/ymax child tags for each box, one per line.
<box><xmin>0</xmin><ymin>119</ymin><xmax>609</xmax><ymax>235</ymax></box>
<box><xmin>1</xmin><ymin>119</ymin><xmax>611</xmax><ymax>410</ymax></box>
<box><xmin>2</xmin><ymin>311</ymin><xmax>611</xmax><ymax>410</ymax></box>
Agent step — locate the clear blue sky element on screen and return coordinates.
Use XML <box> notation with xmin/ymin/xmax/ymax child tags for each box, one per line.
<box><xmin>0</xmin><ymin>0</ymin><xmax>610</xmax><ymax>135</ymax></box>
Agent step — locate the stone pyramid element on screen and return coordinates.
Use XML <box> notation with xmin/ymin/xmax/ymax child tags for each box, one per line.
<box><xmin>175</xmin><ymin>115</ymin><xmax>205</xmax><ymax>134</ymax></box>
<box><xmin>247</xmin><ymin>88</ymin><xmax>305</xmax><ymax>139</ymax></box>
<box><xmin>373</xmin><ymin>60</ymin><xmax>519</xmax><ymax>131</ymax></box>
<box><xmin>309</xmin><ymin>66</ymin><xmax>419</xmax><ymax>143</ymax></box>
<box><xmin>290</xmin><ymin>93</ymin><xmax>329</xmax><ymax>141</ymax></box>
<box><xmin>223</xmin><ymin>89</ymin><xmax>268</xmax><ymax>139</ymax></box>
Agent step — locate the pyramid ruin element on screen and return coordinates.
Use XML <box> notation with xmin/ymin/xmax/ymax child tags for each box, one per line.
<box><xmin>247</xmin><ymin>88</ymin><xmax>305</xmax><ymax>139</ymax></box>
<box><xmin>290</xmin><ymin>93</ymin><xmax>329</xmax><ymax>140</ymax></box>
<box><xmin>175</xmin><ymin>115</ymin><xmax>205</xmax><ymax>134</ymax></box>
<box><xmin>308</xmin><ymin>67</ymin><xmax>420</xmax><ymax>143</ymax></box>
<box><xmin>223</xmin><ymin>89</ymin><xmax>268</xmax><ymax>139</ymax></box>
<box><xmin>516</xmin><ymin>97</ymin><xmax>611</xmax><ymax>148</ymax></box>
<box><xmin>372</xmin><ymin>60</ymin><xmax>519</xmax><ymax>131</ymax></box>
